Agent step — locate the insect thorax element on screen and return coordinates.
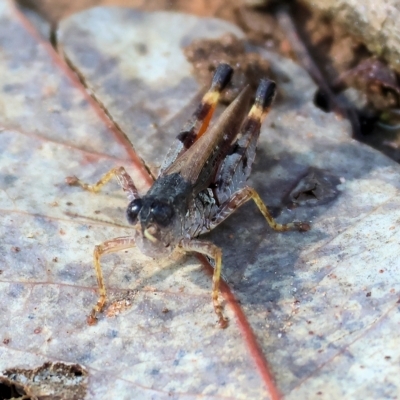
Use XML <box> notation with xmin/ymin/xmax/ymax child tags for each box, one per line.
<box><xmin>132</xmin><ymin>173</ymin><xmax>193</xmax><ymax>250</ymax></box>
<box><xmin>184</xmin><ymin>188</ymin><xmax>219</xmax><ymax>238</ymax></box>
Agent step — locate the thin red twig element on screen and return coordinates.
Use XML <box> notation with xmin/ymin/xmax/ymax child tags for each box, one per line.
<box><xmin>198</xmin><ymin>255</ymin><xmax>282</xmax><ymax>400</ymax></box>
<box><xmin>10</xmin><ymin>0</ymin><xmax>153</xmax><ymax>189</ymax></box>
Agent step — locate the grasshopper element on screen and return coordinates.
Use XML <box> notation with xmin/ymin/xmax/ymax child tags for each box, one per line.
<box><xmin>67</xmin><ymin>63</ymin><xmax>309</xmax><ymax>328</ymax></box>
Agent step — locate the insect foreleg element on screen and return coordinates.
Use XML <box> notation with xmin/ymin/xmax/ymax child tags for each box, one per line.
<box><xmin>66</xmin><ymin>166</ymin><xmax>140</xmax><ymax>201</ymax></box>
<box><xmin>210</xmin><ymin>186</ymin><xmax>310</xmax><ymax>232</ymax></box>
<box><xmin>180</xmin><ymin>239</ymin><xmax>227</xmax><ymax>329</ymax></box>
<box><xmin>88</xmin><ymin>236</ymin><xmax>136</xmax><ymax>325</ymax></box>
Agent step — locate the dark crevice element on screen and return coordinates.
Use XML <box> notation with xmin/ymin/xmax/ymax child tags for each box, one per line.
<box><xmin>1</xmin><ymin>362</ymin><xmax>88</xmax><ymax>400</ymax></box>
<box><xmin>49</xmin><ymin>25</ymin><xmax>57</xmax><ymax>48</ymax></box>
<box><xmin>0</xmin><ymin>379</ymin><xmax>29</xmax><ymax>400</ymax></box>
<box><xmin>313</xmin><ymin>89</ymin><xmax>331</xmax><ymax>113</ymax></box>
<box><xmin>277</xmin><ymin>1</ymin><xmax>400</xmax><ymax>161</ymax></box>
<box><xmin>0</xmin><ymin>382</ymin><xmax>14</xmax><ymax>399</ymax></box>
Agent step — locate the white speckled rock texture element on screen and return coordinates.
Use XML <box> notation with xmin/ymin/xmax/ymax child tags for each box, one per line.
<box><xmin>1</xmin><ymin>3</ymin><xmax>400</xmax><ymax>399</ymax></box>
<box><xmin>300</xmin><ymin>0</ymin><xmax>400</xmax><ymax>74</ymax></box>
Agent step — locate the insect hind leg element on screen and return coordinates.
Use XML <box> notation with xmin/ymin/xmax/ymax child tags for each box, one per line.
<box><xmin>180</xmin><ymin>63</ymin><xmax>233</xmax><ymax>147</ymax></box>
<box><xmin>210</xmin><ymin>186</ymin><xmax>310</xmax><ymax>232</ymax></box>
<box><xmin>213</xmin><ymin>79</ymin><xmax>277</xmax><ymax>205</ymax></box>
<box><xmin>160</xmin><ymin>63</ymin><xmax>233</xmax><ymax>174</ymax></box>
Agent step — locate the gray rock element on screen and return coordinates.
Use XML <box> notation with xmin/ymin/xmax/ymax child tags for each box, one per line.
<box><xmin>300</xmin><ymin>0</ymin><xmax>400</xmax><ymax>73</ymax></box>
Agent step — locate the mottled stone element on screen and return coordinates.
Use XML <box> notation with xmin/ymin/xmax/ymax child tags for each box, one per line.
<box><xmin>300</xmin><ymin>0</ymin><xmax>400</xmax><ymax>74</ymax></box>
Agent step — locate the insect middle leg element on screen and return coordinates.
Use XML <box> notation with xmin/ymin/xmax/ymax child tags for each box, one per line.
<box><xmin>211</xmin><ymin>186</ymin><xmax>310</xmax><ymax>232</ymax></box>
<box><xmin>180</xmin><ymin>239</ymin><xmax>227</xmax><ymax>329</ymax></box>
<box><xmin>66</xmin><ymin>166</ymin><xmax>139</xmax><ymax>201</ymax></box>
<box><xmin>88</xmin><ymin>236</ymin><xmax>136</xmax><ymax>325</ymax></box>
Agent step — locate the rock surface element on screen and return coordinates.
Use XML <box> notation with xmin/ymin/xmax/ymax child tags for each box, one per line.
<box><xmin>1</xmin><ymin>3</ymin><xmax>400</xmax><ymax>399</ymax></box>
<box><xmin>300</xmin><ymin>0</ymin><xmax>400</xmax><ymax>74</ymax></box>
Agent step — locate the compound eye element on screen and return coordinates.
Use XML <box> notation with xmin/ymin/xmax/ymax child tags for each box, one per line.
<box><xmin>126</xmin><ymin>198</ymin><xmax>143</xmax><ymax>224</ymax></box>
<box><xmin>151</xmin><ymin>202</ymin><xmax>173</xmax><ymax>225</ymax></box>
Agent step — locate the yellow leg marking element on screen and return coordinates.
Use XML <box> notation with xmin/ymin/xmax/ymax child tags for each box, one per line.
<box><xmin>87</xmin><ymin>244</ymin><xmax>107</xmax><ymax>325</ymax></box>
<box><xmin>211</xmin><ymin>246</ymin><xmax>228</xmax><ymax>329</ymax></box>
<box><xmin>87</xmin><ymin>236</ymin><xmax>136</xmax><ymax>325</ymax></box>
<box><xmin>180</xmin><ymin>240</ymin><xmax>228</xmax><ymax>328</ymax></box>
<box><xmin>247</xmin><ymin>187</ymin><xmax>310</xmax><ymax>232</ymax></box>
<box><xmin>66</xmin><ymin>166</ymin><xmax>124</xmax><ymax>194</ymax></box>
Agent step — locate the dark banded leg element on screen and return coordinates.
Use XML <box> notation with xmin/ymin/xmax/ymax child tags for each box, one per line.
<box><xmin>180</xmin><ymin>239</ymin><xmax>227</xmax><ymax>329</ymax></box>
<box><xmin>209</xmin><ymin>81</ymin><xmax>308</xmax><ymax>233</ymax></box>
<box><xmin>88</xmin><ymin>236</ymin><xmax>136</xmax><ymax>325</ymax></box>
<box><xmin>211</xmin><ymin>186</ymin><xmax>310</xmax><ymax>232</ymax></box>
<box><xmin>248</xmin><ymin>78</ymin><xmax>276</xmax><ymax>123</ymax></box>
<box><xmin>213</xmin><ymin>79</ymin><xmax>278</xmax><ymax>204</ymax></box>
<box><xmin>181</xmin><ymin>63</ymin><xmax>233</xmax><ymax>146</ymax></box>
<box><xmin>228</xmin><ymin>78</ymin><xmax>276</xmax><ymax>147</ymax></box>
<box><xmin>160</xmin><ymin>63</ymin><xmax>233</xmax><ymax>172</ymax></box>
<box><xmin>66</xmin><ymin>166</ymin><xmax>140</xmax><ymax>201</ymax></box>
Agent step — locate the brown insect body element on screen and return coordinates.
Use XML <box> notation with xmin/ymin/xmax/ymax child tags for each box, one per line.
<box><xmin>129</xmin><ymin>84</ymin><xmax>253</xmax><ymax>256</ymax></box>
<box><xmin>128</xmin><ymin>172</ymin><xmax>192</xmax><ymax>258</ymax></box>
<box><xmin>67</xmin><ymin>63</ymin><xmax>309</xmax><ymax>328</ymax></box>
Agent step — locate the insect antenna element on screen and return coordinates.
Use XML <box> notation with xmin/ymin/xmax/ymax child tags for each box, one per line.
<box><xmin>64</xmin><ymin>211</ymin><xmax>132</xmax><ymax>229</ymax></box>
